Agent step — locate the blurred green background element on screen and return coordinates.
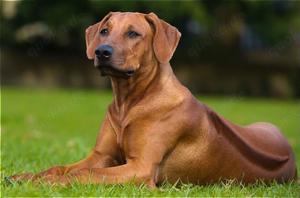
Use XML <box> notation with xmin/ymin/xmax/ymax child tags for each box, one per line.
<box><xmin>1</xmin><ymin>0</ymin><xmax>300</xmax><ymax>98</ymax></box>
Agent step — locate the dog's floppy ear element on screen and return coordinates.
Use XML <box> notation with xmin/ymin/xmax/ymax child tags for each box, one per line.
<box><xmin>145</xmin><ymin>12</ymin><xmax>181</xmax><ymax>64</ymax></box>
<box><xmin>85</xmin><ymin>12</ymin><xmax>114</xmax><ymax>59</ymax></box>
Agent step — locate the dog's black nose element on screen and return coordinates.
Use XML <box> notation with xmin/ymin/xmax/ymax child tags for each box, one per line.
<box><xmin>95</xmin><ymin>45</ymin><xmax>113</xmax><ymax>60</ymax></box>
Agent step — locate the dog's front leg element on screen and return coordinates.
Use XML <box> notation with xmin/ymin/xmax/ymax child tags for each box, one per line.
<box><xmin>39</xmin><ymin>124</ymin><xmax>184</xmax><ymax>187</ymax></box>
<box><xmin>39</xmin><ymin>161</ymin><xmax>157</xmax><ymax>188</ymax></box>
<box><xmin>9</xmin><ymin>113</ymin><xmax>119</xmax><ymax>183</ymax></box>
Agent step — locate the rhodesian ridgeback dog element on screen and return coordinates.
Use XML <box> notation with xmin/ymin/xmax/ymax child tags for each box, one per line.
<box><xmin>10</xmin><ymin>12</ymin><xmax>297</xmax><ymax>187</ymax></box>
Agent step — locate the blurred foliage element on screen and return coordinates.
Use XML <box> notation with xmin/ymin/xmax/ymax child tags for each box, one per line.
<box><xmin>1</xmin><ymin>0</ymin><xmax>299</xmax><ymax>53</ymax></box>
<box><xmin>1</xmin><ymin>0</ymin><xmax>300</xmax><ymax>97</ymax></box>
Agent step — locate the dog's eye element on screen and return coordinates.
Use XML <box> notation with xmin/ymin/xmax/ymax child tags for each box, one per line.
<box><xmin>128</xmin><ymin>31</ymin><xmax>140</xmax><ymax>38</ymax></box>
<box><xmin>100</xmin><ymin>28</ymin><xmax>109</xmax><ymax>36</ymax></box>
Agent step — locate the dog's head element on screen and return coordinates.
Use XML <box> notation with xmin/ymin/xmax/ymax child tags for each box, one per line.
<box><xmin>85</xmin><ymin>12</ymin><xmax>181</xmax><ymax>78</ymax></box>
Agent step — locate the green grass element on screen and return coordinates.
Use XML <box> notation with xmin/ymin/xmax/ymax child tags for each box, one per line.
<box><xmin>1</xmin><ymin>87</ymin><xmax>300</xmax><ymax>197</ymax></box>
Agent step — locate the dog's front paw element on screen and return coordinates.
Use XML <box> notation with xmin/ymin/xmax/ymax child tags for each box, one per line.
<box><xmin>35</xmin><ymin>175</ymin><xmax>71</xmax><ymax>186</ymax></box>
<box><xmin>5</xmin><ymin>172</ymin><xmax>35</xmax><ymax>184</ymax></box>
<box><xmin>36</xmin><ymin>165</ymin><xmax>66</xmax><ymax>178</ymax></box>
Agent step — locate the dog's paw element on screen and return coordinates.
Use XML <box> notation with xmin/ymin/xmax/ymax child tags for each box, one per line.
<box><xmin>35</xmin><ymin>175</ymin><xmax>71</xmax><ymax>186</ymax></box>
<box><xmin>36</xmin><ymin>165</ymin><xmax>66</xmax><ymax>177</ymax></box>
<box><xmin>5</xmin><ymin>173</ymin><xmax>35</xmax><ymax>185</ymax></box>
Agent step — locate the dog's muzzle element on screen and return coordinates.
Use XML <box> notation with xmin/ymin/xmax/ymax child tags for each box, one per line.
<box><xmin>93</xmin><ymin>45</ymin><xmax>135</xmax><ymax>78</ymax></box>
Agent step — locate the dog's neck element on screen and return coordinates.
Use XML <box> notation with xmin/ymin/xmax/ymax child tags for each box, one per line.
<box><xmin>109</xmin><ymin>61</ymin><xmax>173</xmax><ymax>118</ymax></box>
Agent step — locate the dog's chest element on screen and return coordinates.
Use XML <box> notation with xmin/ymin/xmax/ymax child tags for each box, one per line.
<box><xmin>107</xmin><ymin>111</ymin><xmax>135</xmax><ymax>157</ymax></box>
<box><xmin>118</xmin><ymin>123</ymin><xmax>150</xmax><ymax>160</ymax></box>
<box><xmin>109</xmin><ymin>111</ymin><xmax>157</xmax><ymax>161</ymax></box>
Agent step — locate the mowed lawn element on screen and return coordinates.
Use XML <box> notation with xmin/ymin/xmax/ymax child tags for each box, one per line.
<box><xmin>1</xmin><ymin>87</ymin><xmax>300</xmax><ymax>197</ymax></box>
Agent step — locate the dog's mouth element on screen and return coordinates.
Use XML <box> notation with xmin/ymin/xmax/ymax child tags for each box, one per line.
<box><xmin>96</xmin><ymin>64</ymin><xmax>135</xmax><ymax>78</ymax></box>
<box><xmin>94</xmin><ymin>57</ymin><xmax>136</xmax><ymax>78</ymax></box>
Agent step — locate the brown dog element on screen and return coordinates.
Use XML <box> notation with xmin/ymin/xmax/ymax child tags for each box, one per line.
<box><xmin>10</xmin><ymin>12</ymin><xmax>297</xmax><ymax>187</ymax></box>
